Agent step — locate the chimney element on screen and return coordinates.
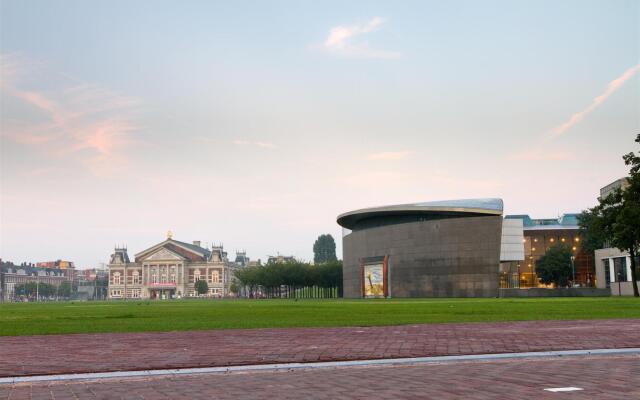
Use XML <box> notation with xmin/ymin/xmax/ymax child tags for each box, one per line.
<box><xmin>193</xmin><ymin>240</ymin><xmax>201</xmax><ymax>247</ymax></box>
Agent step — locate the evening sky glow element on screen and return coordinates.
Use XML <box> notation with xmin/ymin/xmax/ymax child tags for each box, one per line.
<box><xmin>1</xmin><ymin>0</ymin><xmax>638</xmax><ymax>267</ymax></box>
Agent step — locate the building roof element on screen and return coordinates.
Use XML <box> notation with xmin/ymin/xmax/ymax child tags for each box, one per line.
<box><xmin>504</xmin><ymin>213</ymin><xmax>580</xmax><ymax>231</ymax></box>
<box><xmin>134</xmin><ymin>239</ymin><xmax>211</xmax><ymax>262</ymax></box>
<box><xmin>337</xmin><ymin>198</ymin><xmax>503</xmax><ymax>230</ymax></box>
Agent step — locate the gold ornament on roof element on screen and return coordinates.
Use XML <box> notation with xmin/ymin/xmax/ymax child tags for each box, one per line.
<box><xmin>167</xmin><ymin>230</ymin><xmax>173</xmax><ymax>239</ymax></box>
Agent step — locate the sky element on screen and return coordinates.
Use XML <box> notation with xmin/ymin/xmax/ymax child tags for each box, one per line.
<box><xmin>1</xmin><ymin>0</ymin><xmax>638</xmax><ymax>268</ymax></box>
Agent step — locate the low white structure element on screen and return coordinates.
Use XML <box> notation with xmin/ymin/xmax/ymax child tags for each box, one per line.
<box><xmin>595</xmin><ymin>247</ymin><xmax>638</xmax><ymax>296</ymax></box>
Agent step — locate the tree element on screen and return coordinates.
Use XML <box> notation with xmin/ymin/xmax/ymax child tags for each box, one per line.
<box><xmin>57</xmin><ymin>281</ymin><xmax>75</xmax><ymax>298</ymax></box>
<box><xmin>194</xmin><ymin>279</ymin><xmax>209</xmax><ymax>296</ymax></box>
<box><xmin>229</xmin><ymin>280</ymin><xmax>239</xmax><ymax>296</ymax></box>
<box><xmin>535</xmin><ymin>244</ymin><xmax>573</xmax><ymax>287</ymax></box>
<box><xmin>313</xmin><ymin>234</ymin><xmax>337</xmax><ymax>264</ymax></box>
<box><xmin>579</xmin><ymin>134</ymin><xmax>640</xmax><ymax>297</ymax></box>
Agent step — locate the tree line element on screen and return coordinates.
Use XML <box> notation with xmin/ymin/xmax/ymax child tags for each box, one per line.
<box><xmin>13</xmin><ymin>281</ymin><xmax>75</xmax><ymax>300</ymax></box>
<box><xmin>234</xmin><ymin>261</ymin><xmax>343</xmax><ymax>298</ymax></box>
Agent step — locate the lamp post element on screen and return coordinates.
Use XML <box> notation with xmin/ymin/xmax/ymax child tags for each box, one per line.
<box><xmin>570</xmin><ymin>255</ymin><xmax>576</xmax><ymax>288</ymax></box>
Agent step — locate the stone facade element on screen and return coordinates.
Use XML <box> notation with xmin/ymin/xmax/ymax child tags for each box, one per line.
<box><xmin>342</xmin><ymin>215</ymin><xmax>503</xmax><ymax>298</ymax></box>
<box><xmin>108</xmin><ymin>238</ymin><xmax>237</xmax><ymax>299</ymax></box>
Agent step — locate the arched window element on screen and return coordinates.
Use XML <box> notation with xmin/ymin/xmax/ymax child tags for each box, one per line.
<box><xmin>113</xmin><ymin>272</ymin><xmax>121</xmax><ymax>285</ymax></box>
<box><xmin>133</xmin><ymin>271</ymin><xmax>140</xmax><ymax>284</ymax></box>
<box><xmin>194</xmin><ymin>270</ymin><xmax>201</xmax><ymax>281</ymax></box>
<box><xmin>212</xmin><ymin>270</ymin><xmax>220</xmax><ymax>283</ymax></box>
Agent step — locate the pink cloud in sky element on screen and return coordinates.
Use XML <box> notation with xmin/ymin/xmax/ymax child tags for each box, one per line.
<box><xmin>1</xmin><ymin>54</ymin><xmax>140</xmax><ymax>173</ymax></box>
<box><xmin>550</xmin><ymin>64</ymin><xmax>640</xmax><ymax>137</ymax></box>
<box><xmin>323</xmin><ymin>17</ymin><xmax>401</xmax><ymax>59</ymax></box>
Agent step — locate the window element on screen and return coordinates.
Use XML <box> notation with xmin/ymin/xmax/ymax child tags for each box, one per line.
<box><xmin>112</xmin><ymin>272</ymin><xmax>121</xmax><ymax>285</ymax></box>
<box><xmin>151</xmin><ymin>271</ymin><xmax>158</xmax><ymax>284</ymax></box>
<box><xmin>603</xmin><ymin>259</ymin><xmax>611</xmax><ymax>288</ymax></box>
<box><xmin>194</xmin><ymin>270</ymin><xmax>201</xmax><ymax>281</ymax></box>
<box><xmin>111</xmin><ymin>289</ymin><xmax>122</xmax><ymax>297</ymax></box>
<box><xmin>133</xmin><ymin>271</ymin><xmax>141</xmax><ymax>284</ymax></box>
<box><xmin>212</xmin><ymin>270</ymin><xmax>220</xmax><ymax>283</ymax></box>
<box><xmin>613</xmin><ymin>257</ymin><xmax>628</xmax><ymax>282</ymax></box>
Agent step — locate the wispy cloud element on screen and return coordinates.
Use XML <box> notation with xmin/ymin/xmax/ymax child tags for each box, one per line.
<box><xmin>1</xmin><ymin>54</ymin><xmax>140</xmax><ymax>175</ymax></box>
<box><xmin>550</xmin><ymin>64</ymin><xmax>640</xmax><ymax>137</ymax></box>
<box><xmin>323</xmin><ymin>17</ymin><xmax>401</xmax><ymax>59</ymax></box>
<box><xmin>367</xmin><ymin>150</ymin><xmax>412</xmax><ymax>160</ymax></box>
<box><xmin>507</xmin><ymin>149</ymin><xmax>576</xmax><ymax>162</ymax></box>
<box><xmin>233</xmin><ymin>139</ymin><xmax>277</xmax><ymax>149</ymax></box>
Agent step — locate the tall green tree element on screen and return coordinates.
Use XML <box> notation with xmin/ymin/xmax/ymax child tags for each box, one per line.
<box><xmin>57</xmin><ymin>281</ymin><xmax>76</xmax><ymax>298</ymax></box>
<box><xmin>579</xmin><ymin>134</ymin><xmax>640</xmax><ymax>296</ymax></box>
<box><xmin>313</xmin><ymin>234</ymin><xmax>337</xmax><ymax>264</ymax></box>
<box><xmin>535</xmin><ymin>243</ymin><xmax>574</xmax><ymax>287</ymax></box>
<box><xmin>194</xmin><ymin>279</ymin><xmax>209</xmax><ymax>295</ymax></box>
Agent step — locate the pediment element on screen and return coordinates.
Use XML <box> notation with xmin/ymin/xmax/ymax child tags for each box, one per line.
<box><xmin>143</xmin><ymin>247</ymin><xmax>185</xmax><ymax>261</ymax></box>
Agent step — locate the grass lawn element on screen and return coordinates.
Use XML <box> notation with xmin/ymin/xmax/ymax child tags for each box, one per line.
<box><xmin>0</xmin><ymin>297</ymin><xmax>638</xmax><ymax>336</ymax></box>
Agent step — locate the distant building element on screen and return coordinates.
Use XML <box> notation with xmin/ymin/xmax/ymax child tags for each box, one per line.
<box><xmin>0</xmin><ymin>260</ymin><xmax>69</xmax><ymax>301</ymax></box>
<box><xmin>80</xmin><ymin>264</ymin><xmax>109</xmax><ymax>282</ymax></box>
<box><xmin>107</xmin><ymin>235</ymin><xmax>238</xmax><ymax>299</ymax></box>
<box><xmin>36</xmin><ymin>259</ymin><xmax>76</xmax><ymax>281</ymax></box>
<box><xmin>594</xmin><ymin>178</ymin><xmax>638</xmax><ymax>295</ymax></box>
<box><xmin>599</xmin><ymin>177</ymin><xmax>629</xmax><ymax>200</ymax></box>
<box><xmin>503</xmin><ymin>214</ymin><xmax>593</xmax><ymax>288</ymax></box>
<box><xmin>234</xmin><ymin>250</ymin><xmax>250</xmax><ymax>267</ymax></box>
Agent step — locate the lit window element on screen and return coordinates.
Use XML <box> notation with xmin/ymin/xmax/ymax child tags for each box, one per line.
<box><xmin>534</xmin><ymin>238</ymin><xmax>538</xmax><ymax>242</ymax></box>
<box><xmin>532</xmin><ymin>247</ymin><xmax>536</xmax><ymax>252</ymax></box>
<box><xmin>572</xmin><ymin>246</ymin><xmax>577</xmax><ymax>251</ymax></box>
<box><xmin>574</xmin><ymin>237</ymin><xmax>580</xmax><ymax>242</ymax></box>
<box><xmin>550</xmin><ymin>238</ymin><xmax>555</xmax><ymax>242</ymax></box>
<box><xmin>561</xmin><ymin>238</ymin><xmax>566</xmax><ymax>242</ymax></box>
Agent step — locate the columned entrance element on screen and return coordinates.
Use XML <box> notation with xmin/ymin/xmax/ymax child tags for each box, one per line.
<box><xmin>149</xmin><ymin>288</ymin><xmax>175</xmax><ymax>300</ymax></box>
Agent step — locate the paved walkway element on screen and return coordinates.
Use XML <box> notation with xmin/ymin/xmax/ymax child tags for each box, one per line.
<box><xmin>2</xmin><ymin>354</ymin><xmax>638</xmax><ymax>399</ymax></box>
<box><xmin>2</xmin><ymin>319</ymin><xmax>639</xmax><ymax>377</ymax></box>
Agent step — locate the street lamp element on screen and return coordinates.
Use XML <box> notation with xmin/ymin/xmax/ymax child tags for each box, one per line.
<box><xmin>570</xmin><ymin>255</ymin><xmax>576</xmax><ymax>287</ymax></box>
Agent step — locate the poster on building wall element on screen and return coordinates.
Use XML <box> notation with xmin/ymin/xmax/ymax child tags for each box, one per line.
<box><xmin>363</xmin><ymin>263</ymin><xmax>384</xmax><ymax>297</ymax></box>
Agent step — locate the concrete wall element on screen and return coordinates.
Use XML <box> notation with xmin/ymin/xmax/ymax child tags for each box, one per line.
<box><xmin>498</xmin><ymin>288</ymin><xmax>610</xmax><ymax>297</ymax></box>
<box><xmin>343</xmin><ymin>215</ymin><xmax>502</xmax><ymax>298</ymax></box>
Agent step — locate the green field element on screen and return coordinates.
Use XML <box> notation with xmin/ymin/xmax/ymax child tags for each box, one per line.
<box><xmin>0</xmin><ymin>297</ymin><xmax>638</xmax><ymax>336</ymax></box>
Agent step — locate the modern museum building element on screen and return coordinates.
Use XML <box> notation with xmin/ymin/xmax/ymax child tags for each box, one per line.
<box><xmin>337</xmin><ymin>198</ymin><xmax>524</xmax><ymax>298</ymax></box>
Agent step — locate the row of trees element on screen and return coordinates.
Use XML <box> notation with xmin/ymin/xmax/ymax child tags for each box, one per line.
<box><xmin>234</xmin><ymin>261</ymin><xmax>343</xmax><ymax>298</ymax></box>
<box><xmin>579</xmin><ymin>134</ymin><xmax>640</xmax><ymax>296</ymax></box>
<box><xmin>13</xmin><ymin>281</ymin><xmax>76</xmax><ymax>299</ymax></box>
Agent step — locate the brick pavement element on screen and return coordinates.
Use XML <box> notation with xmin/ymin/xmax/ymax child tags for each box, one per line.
<box><xmin>1</xmin><ymin>354</ymin><xmax>638</xmax><ymax>399</ymax></box>
<box><xmin>1</xmin><ymin>319</ymin><xmax>639</xmax><ymax>377</ymax></box>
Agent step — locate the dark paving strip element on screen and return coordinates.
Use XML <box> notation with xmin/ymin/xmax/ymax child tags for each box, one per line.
<box><xmin>1</xmin><ymin>319</ymin><xmax>639</xmax><ymax>377</ymax></box>
<box><xmin>2</xmin><ymin>354</ymin><xmax>639</xmax><ymax>399</ymax></box>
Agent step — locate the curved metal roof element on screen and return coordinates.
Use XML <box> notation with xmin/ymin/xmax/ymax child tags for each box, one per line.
<box><xmin>337</xmin><ymin>198</ymin><xmax>503</xmax><ymax>229</ymax></box>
